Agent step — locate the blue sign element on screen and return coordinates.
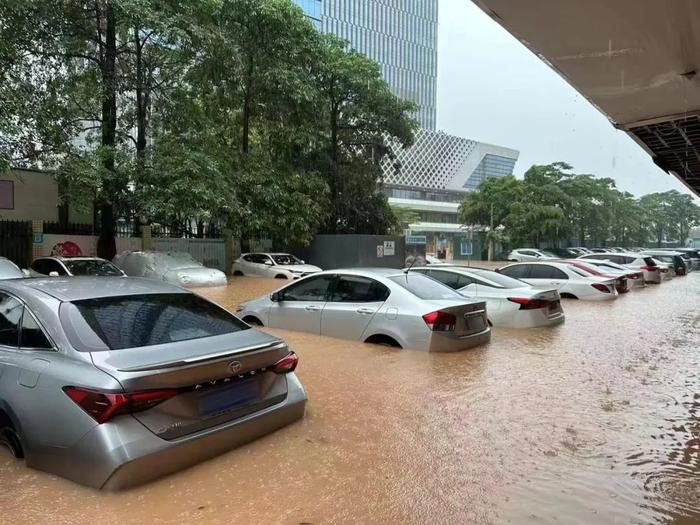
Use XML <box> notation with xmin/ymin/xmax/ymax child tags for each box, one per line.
<box><xmin>406</xmin><ymin>235</ymin><xmax>427</xmax><ymax>245</ymax></box>
<box><xmin>32</xmin><ymin>232</ymin><xmax>43</xmax><ymax>244</ymax></box>
<box><xmin>460</xmin><ymin>241</ymin><xmax>473</xmax><ymax>256</ymax></box>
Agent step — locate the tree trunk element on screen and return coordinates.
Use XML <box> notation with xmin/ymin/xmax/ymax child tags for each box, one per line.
<box><xmin>97</xmin><ymin>2</ymin><xmax>118</xmax><ymax>260</ymax></box>
<box><xmin>134</xmin><ymin>27</ymin><xmax>148</xmax><ymax>171</ymax></box>
<box><xmin>241</xmin><ymin>56</ymin><xmax>254</xmax><ymax>154</ymax></box>
<box><xmin>330</xmin><ymin>100</ymin><xmax>340</xmax><ymax>233</ymax></box>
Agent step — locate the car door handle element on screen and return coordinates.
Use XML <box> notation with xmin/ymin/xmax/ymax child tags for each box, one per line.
<box><xmin>305</xmin><ymin>305</ymin><xmax>321</xmax><ymax>312</ymax></box>
<box><xmin>356</xmin><ymin>307</ymin><xmax>376</xmax><ymax>315</ymax></box>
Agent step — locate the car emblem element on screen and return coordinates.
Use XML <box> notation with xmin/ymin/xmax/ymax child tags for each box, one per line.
<box><xmin>228</xmin><ymin>361</ymin><xmax>242</xmax><ymax>374</ymax></box>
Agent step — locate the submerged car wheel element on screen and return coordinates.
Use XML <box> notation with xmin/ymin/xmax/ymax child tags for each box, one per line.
<box><xmin>364</xmin><ymin>334</ymin><xmax>402</xmax><ymax>348</ymax></box>
<box><xmin>0</xmin><ymin>425</ymin><xmax>24</xmax><ymax>459</ymax></box>
<box><xmin>233</xmin><ymin>270</ymin><xmax>244</xmax><ymax>276</ymax></box>
<box><xmin>243</xmin><ymin>316</ymin><xmax>263</xmax><ymax>327</ymax></box>
<box><xmin>560</xmin><ymin>293</ymin><xmax>579</xmax><ymax>300</ymax></box>
<box><xmin>275</xmin><ymin>274</ymin><xmax>289</xmax><ymax>279</ymax></box>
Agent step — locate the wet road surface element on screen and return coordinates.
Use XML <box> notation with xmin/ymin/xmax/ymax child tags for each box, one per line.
<box><xmin>0</xmin><ymin>274</ymin><xmax>698</xmax><ymax>524</ymax></box>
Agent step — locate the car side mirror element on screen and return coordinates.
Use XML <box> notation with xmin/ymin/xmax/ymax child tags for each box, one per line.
<box><xmin>300</xmin><ymin>260</ymin><xmax>305</xmax><ymax>264</ymax></box>
<box><xmin>21</xmin><ymin>269</ymin><xmax>30</xmax><ymax>278</ymax></box>
<box><xmin>271</xmin><ymin>292</ymin><xmax>281</xmax><ymax>302</ymax></box>
<box><xmin>49</xmin><ymin>271</ymin><xmax>59</xmax><ymax>277</ymax></box>
<box><xmin>264</xmin><ymin>260</ymin><xmax>273</xmax><ymax>266</ymax></box>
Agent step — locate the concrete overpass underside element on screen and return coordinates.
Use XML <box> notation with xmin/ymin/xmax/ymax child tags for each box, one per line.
<box><xmin>473</xmin><ymin>0</ymin><xmax>700</xmax><ymax>194</ymax></box>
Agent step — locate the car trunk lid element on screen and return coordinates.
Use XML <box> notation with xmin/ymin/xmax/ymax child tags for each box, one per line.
<box><xmin>423</xmin><ymin>300</ymin><xmax>488</xmax><ymax>336</ymax></box>
<box><xmin>89</xmin><ymin>330</ymin><xmax>292</xmax><ymax>440</ymax></box>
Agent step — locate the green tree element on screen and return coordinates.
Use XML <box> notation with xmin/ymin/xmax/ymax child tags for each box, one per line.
<box><xmin>315</xmin><ymin>34</ymin><xmax>416</xmax><ymax>233</ymax></box>
<box><xmin>460</xmin><ymin>174</ymin><xmax>523</xmax><ymax>259</ymax></box>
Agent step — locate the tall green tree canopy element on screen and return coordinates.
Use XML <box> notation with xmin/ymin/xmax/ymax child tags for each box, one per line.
<box><xmin>0</xmin><ymin>0</ymin><xmax>416</xmax><ymax>252</ymax></box>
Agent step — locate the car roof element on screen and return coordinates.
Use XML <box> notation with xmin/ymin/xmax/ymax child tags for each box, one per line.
<box><xmin>1</xmin><ymin>276</ymin><xmax>188</xmax><ymax>301</ymax></box>
<box><xmin>35</xmin><ymin>256</ymin><xmax>110</xmax><ymax>262</ymax></box>
<box><xmin>321</xmin><ymin>267</ymin><xmax>407</xmax><ymax>278</ymax></box>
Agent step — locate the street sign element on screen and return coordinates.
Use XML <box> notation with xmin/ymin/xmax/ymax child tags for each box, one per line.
<box><xmin>383</xmin><ymin>240</ymin><xmax>395</xmax><ymax>256</ymax></box>
<box><xmin>405</xmin><ymin>234</ymin><xmax>427</xmax><ymax>245</ymax></box>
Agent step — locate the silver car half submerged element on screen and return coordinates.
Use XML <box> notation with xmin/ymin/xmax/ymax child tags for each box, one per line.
<box><xmin>0</xmin><ymin>277</ymin><xmax>306</xmax><ymax>489</ymax></box>
<box><xmin>236</xmin><ymin>269</ymin><xmax>491</xmax><ymax>351</ymax></box>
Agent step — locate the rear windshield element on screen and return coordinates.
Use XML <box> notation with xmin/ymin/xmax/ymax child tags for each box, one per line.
<box><xmin>467</xmin><ymin>269</ymin><xmax>527</xmax><ymax>289</ymax></box>
<box><xmin>67</xmin><ymin>293</ymin><xmax>248</xmax><ymax>351</ymax></box>
<box><xmin>389</xmin><ymin>274</ymin><xmax>464</xmax><ymax>300</ymax></box>
<box><xmin>64</xmin><ymin>259</ymin><xmax>123</xmax><ymax>276</ymax></box>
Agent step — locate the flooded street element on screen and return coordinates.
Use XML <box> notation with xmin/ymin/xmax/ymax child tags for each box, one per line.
<box><xmin>1</xmin><ymin>275</ymin><xmax>698</xmax><ymax>524</ymax></box>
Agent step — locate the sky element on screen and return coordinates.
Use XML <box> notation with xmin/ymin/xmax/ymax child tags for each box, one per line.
<box><xmin>436</xmin><ymin>0</ymin><xmax>694</xmax><ymax>198</ymax></box>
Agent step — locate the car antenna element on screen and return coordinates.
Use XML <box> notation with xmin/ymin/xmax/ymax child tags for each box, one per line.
<box><xmin>403</xmin><ymin>254</ymin><xmax>419</xmax><ymax>275</ymax></box>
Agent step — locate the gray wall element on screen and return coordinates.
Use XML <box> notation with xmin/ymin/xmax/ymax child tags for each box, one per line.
<box><xmin>296</xmin><ymin>235</ymin><xmax>407</xmax><ymax>270</ymax></box>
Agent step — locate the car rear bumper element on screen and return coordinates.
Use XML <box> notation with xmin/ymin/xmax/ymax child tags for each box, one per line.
<box><xmin>26</xmin><ymin>374</ymin><xmax>307</xmax><ymax>490</ymax></box>
<box><xmin>428</xmin><ymin>327</ymin><xmax>491</xmax><ymax>352</ymax></box>
<box><xmin>495</xmin><ymin>310</ymin><xmax>565</xmax><ymax>329</ymax></box>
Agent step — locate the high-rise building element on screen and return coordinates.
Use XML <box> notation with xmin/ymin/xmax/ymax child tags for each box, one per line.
<box><xmin>381</xmin><ymin>129</ymin><xmax>519</xmax><ymax>259</ymax></box>
<box><xmin>292</xmin><ymin>0</ymin><xmax>438</xmax><ymax>130</ymax></box>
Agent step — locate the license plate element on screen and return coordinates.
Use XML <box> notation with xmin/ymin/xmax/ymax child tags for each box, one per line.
<box><xmin>464</xmin><ymin>313</ymin><xmax>486</xmax><ymax>332</ymax></box>
<box><xmin>547</xmin><ymin>301</ymin><xmax>560</xmax><ymax>314</ymax></box>
<box><xmin>199</xmin><ymin>380</ymin><xmax>258</xmax><ymax>416</ymax></box>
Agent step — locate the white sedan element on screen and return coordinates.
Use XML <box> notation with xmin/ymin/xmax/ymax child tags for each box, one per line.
<box><xmin>497</xmin><ymin>261</ymin><xmax>618</xmax><ymax>301</ymax></box>
<box><xmin>506</xmin><ymin>249</ymin><xmax>557</xmax><ymax>262</ymax></box>
<box><xmin>233</xmin><ymin>253</ymin><xmax>321</xmax><ymax>279</ymax></box>
<box><xmin>113</xmin><ymin>251</ymin><xmax>227</xmax><ymax>287</ymax></box>
<box><xmin>235</xmin><ymin>268</ymin><xmax>491</xmax><ymax>351</ymax></box>
<box><xmin>408</xmin><ymin>266</ymin><xmax>565</xmax><ymax>328</ymax></box>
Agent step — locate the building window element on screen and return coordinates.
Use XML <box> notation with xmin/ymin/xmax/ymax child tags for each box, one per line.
<box><xmin>0</xmin><ymin>180</ymin><xmax>13</xmax><ymax>209</ymax></box>
<box><xmin>460</xmin><ymin>241</ymin><xmax>473</xmax><ymax>256</ymax></box>
<box><xmin>463</xmin><ymin>154</ymin><xmax>517</xmax><ymax>190</ymax></box>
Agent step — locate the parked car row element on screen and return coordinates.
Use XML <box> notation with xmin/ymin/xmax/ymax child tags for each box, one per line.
<box><xmin>0</xmin><ymin>244</ymin><xmax>693</xmax><ymax>491</ymax></box>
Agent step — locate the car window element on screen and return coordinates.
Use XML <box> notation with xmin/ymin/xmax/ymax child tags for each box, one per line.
<box><xmin>521</xmin><ymin>250</ymin><xmax>537</xmax><ymax>256</ymax></box>
<box><xmin>329</xmin><ymin>275</ymin><xmax>389</xmax><ymax>302</ymax></box>
<box><xmin>388</xmin><ymin>274</ymin><xmax>464</xmax><ymax>300</ymax></box>
<box><xmin>63</xmin><ymin>259</ymin><xmax>123</xmax><ymax>276</ymax></box>
<box><xmin>468</xmin><ymin>269</ymin><xmax>528</xmax><ymax>288</ymax></box>
<box><xmin>20</xmin><ymin>310</ymin><xmax>53</xmax><ymax>349</ymax></box>
<box><xmin>529</xmin><ymin>264</ymin><xmax>566</xmax><ymax>279</ymax></box>
<box><xmin>500</xmin><ymin>264</ymin><xmax>531</xmax><ymax>279</ymax></box>
<box><xmin>272</xmin><ymin>254</ymin><xmax>302</xmax><ymax>265</ymax></box>
<box><xmin>31</xmin><ymin>259</ymin><xmax>50</xmax><ymax>275</ymax></box>
<box><xmin>243</xmin><ymin>254</ymin><xmax>255</xmax><ymax>262</ymax></box>
<box><xmin>257</xmin><ymin>254</ymin><xmax>273</xmax><ymax>265</ymax></box>
<box><xmin>67</xmin><ymin>293</ymin><xmax>249</xmax><ymax>351</ymax></box>
<box><xmin>429</xmin><ymin>270</ymin><xmax>474</xmax><ymax>290</ymax></box>
<box><xmin>40</xmin><ymin>259</ymin><xmax>67</xmax><ymax>275</ymax></box>
<box><xmin>0</xmin><ymin>293</ymin><xmax>22</xmax><ymax>347</ymax></box>
<box><xmin>282</xmin><ymin>275</ymin><xmax>334</xmax><ymax>301</ymax></box>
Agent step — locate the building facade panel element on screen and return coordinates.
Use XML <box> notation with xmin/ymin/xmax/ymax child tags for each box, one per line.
<box><xmin>292</xmin><ymin>0</ymin><xmax>438</xmax><ymax>130</ymax></box>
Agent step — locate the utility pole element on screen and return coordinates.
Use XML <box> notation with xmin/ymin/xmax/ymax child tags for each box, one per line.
<box><xmin>488</xmin><ymin>203</ymin><xmax>494</xmax><ymax>261</ymax></box>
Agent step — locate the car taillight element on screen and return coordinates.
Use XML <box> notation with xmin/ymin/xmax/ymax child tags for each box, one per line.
<box><xmin>640</xmin><ymin>265</ymin><xmax>658</xmax><ymax>271</ymax></box>
<box><xmin>270</xmin><ymin>352</ymin><xmax>298</xmax><ymax>374</ymax></box>
<box><xmin>591</xmin><ymin>283</ymin><xmax>611</xmax><ymax>293</ymax></box>
<box><xmin>63</xmin><ymin>386</ymin><xmax>178</xmax><ymax>424</ymax></box>
<box><xmin>422</xmin><ymin>310</ymin><xmax>457</xmax><ymax>331</ymax></box>
<box><xmin>507</xmin><ymin>297</ymin><xmax>548</xmax><ymax>310</ymax></box>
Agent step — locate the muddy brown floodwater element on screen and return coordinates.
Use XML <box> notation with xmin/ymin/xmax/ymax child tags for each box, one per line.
<box><xmin>1</xmin><ymin>275</ymin><xmax>699</xmax><ymax>524</ymax></box>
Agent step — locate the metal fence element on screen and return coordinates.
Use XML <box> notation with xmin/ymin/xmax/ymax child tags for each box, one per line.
<box><xmin>0</xmin><ymin>220</ymin><xmax>32</xmax><ymax>267</ymax></box>
<box><xmin>152</xmin><ymin>238</ymin><xmax>226</xmax><ymax>271</ymax></box>
<box><xmin>294</xmin><ymin>234</ymin><xmax>406</xmax><ymax>270</ymax></box>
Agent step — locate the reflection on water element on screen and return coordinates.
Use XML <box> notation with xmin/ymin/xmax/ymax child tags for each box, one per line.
<box><xmin>0</xmin><ymin>275</ymin><xmax>698</xmax><ymax>524</ymax></box>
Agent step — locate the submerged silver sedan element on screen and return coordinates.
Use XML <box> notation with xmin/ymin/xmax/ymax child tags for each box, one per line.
<box><xmin>236</xmin><ymin>268</ymin><xmax>491</xmax><ymax>351</ymax></box>
<box><xmin>0</xmin><ymin>277</ymin><xmax>306</xmax><ymax>489</ymax></box>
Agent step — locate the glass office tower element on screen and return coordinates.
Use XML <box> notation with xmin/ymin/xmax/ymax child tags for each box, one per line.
<box><xmin>292</xmin><ymin>0</ymin><xmax>438</xmax><ymax>130</ymax></box>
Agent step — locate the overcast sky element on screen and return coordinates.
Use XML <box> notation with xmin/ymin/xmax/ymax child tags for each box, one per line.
<box><xmin>436</xmin><ymin>0</ymin><xmax>693</xmax><ymax>198</ymax></box>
